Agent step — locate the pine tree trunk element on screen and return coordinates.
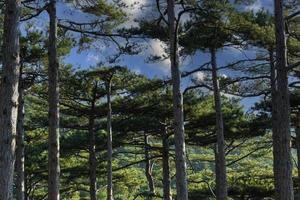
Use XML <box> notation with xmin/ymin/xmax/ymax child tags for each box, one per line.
<box><xmin>272</xmin><ymin>0</ymin><xmax>294</xmax><ymax>199</ymax></box>
<box><xmin>210</xmin><ymin>48</ymin><xmax>228</xmax><ymax>200</ymax></box>
<box><xmin>144</xmin><ymin>133</ymin><xmax>155</xmax><ymax>199</ymax></box>
<box><xmin>106</xmin><ymin>81</ymin><xmax>113</xmax><ymax>200</ymax></box>
<box><xmin>89</xmin><ymin>92</ymin><xmax>97</xmax><ymax>200</ymax></box>
<box><xmin>16</xmin><ymin>80</ymin><xmax>25</xmax><ymax>200</ymax></box>
<box><xmin>0</xmin><ymin>0</ymin><xmax>21</xmax><ymax>199</ymax></box>
<box><xmin>162</xmin><ymin>126</ymin><xmax>172</xmax><ymax>200</ymax></box>
<box><xmin>47</xmin><ymin>0</ymin><xmax>60</xmax><ymax>199</ymax></box>
<box><xmin>296</xmin><ymin>112</ymin><xmax>300</xmax><ymax>200</ymax></box>
<box><xmin>167</xmin><ymin>0</ymin><xmax>188</xmax><ymax>199</ymax></box>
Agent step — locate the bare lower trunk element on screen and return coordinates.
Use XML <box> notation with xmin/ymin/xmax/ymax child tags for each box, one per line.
<box><xmin>0</xmin><ymin>0</ymin><xmax>21</xmax><ymax>199</ymax></box>
<box><xmin>89</xmin><ymin>94</ymin><xmax>97</xmax><ymax>200</ymax></box>
<box><xmin>162</xmin><ymin>126</ymin><xmax>172</xmax><ymax>200</ymax></box>
<box><xmin>167</xmin><ymin>0</ymin><xmax>188</xmax><ymax>199</ymax></box>
<box><xmin>106</xmin><ymin>81</ymin><xmax>113</xmax><ymax>200</ymax></box>
<box><xmin>16</xmin><ymin>85</ymin><xmax>25</xmax><ymax>200</ymax></box>
<box><xmin>144</xmin><ymin>133</ymin><xmax>155</xmax><ymax>198</ymax></box>
<box><xmin>296</xmin><ymin>112</ymin><xmax>300</xmax><ymax>200</ymax></box>
<box><xmin>210</xmin><ymin>48</ymin><xmax>227</xmax><ymax>200</ymax></box>
<box><xmin>47</xmin><ymin>0</ymin><xmax>60</xmax><ymax>199</ymax></box>
<box><xmin>272</xmin><ymin>1</ymin><xmax>294</xmax><ymax>199</ymax></box>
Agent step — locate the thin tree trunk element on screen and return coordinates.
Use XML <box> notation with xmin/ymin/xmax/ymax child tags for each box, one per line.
<box><xmin>210</xmin><ymin>48</ymin><xmax>227</xmax><ymax>200</ymax></box>
<box><xmin>296</xmin><ymin>112</ymin><xmax>300</xmax><ymax>200</ymax></box>
<box><xmin>144</xmin><ymin>133</ymin><xmax>155</xmax><ymax>198</ymax></box>
<box><xmin>162</xmin><ymin>126</ymin><xmax>172</xmax><ymax>200</ymax></box>
<box><xmin>89</xmin><ymin>88</ymin><xmax>97</xmax><ymax>200</ymax></box>
<box><xmin>272</xmin><ymin>0</ymin><xmax>294</xmax><ymax>199</ymax></box>
<box><xmin>167</xmin><ymin>0</ymin><xmax>188</xmax><ymax>199</ymax></box>
<box><xmin>106</xmin><ymin>81</ymin><xmax>113</xmax><ymax>200</ymax></box>
<box><xmin>16</xmin><ymin>73</ymin><xmax>25</xmax><ymax>200</ymax></box>
<box><xmin>0</xmin><ymin>0</ymin><xmax>21</xmax><ymax>199</ymax></box>
<box><xmin>47</xmin><ymin>0</ymin><xmax>60</xmax><ymax>199</ymax></box>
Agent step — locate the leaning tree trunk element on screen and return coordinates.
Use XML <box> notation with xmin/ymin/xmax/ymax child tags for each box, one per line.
<box><xmin>16</xmin><ymin>74</ymin><xmax>25</xmax><ymax>200</ymax></box>
<box><xmin>0</xmin><ymin>0</ymin><xmax>21</xmax><ymax>199</ymax></box>
<box><xmin>162</xmin><ymin>126</ymin><xmax>172</xmax><ymax>200</ymax></box>
<box><xmin>47</xmin><ymin>0</ymin><xmax>60</xmax><ymax>199</ymax></box>
<box><xmin>106</xmin><ymin>81</ymin><xmax>113</xmax><ymax>200</ymax></box>
<box><xmin>89</xmin><ymin>89</ymin><xmax>97</xmax><ymax>200</ymax></box>
<box><xmin>167</xmin><ymin>0</ymin><xmax>188</xmax><ymax>199</ymax></box>
<box><xmin>272</xmin><ymin>0</ymin><xmax>294</xmax><ymax>199</ymax></box>
<box><xmin>144</xmin><ymin>133</ymin><xmax>155</xmax><ymax>199</ymax></box>
<box><xmin>210</xmin><ymin>48</ymin><xmax>227</xmax><ymax>200</ymax></box>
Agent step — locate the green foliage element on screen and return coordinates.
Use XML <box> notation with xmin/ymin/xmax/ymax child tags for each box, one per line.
<box><xmin>15</xmin><ymin>0</ymin><xmax>300</xmax><ymax>199</ymax></box>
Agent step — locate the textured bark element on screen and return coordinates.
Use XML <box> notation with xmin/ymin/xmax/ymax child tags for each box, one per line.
<box><xmin>0</xmin><ymin>0</ymin><xmax>21</xmax><ymax>199</ymax></box>
<box><xmin>47</xmin><ymin>0</ymin><xmax>60</xmax><ymax>199</ymax></box>
<box><xmin>16</xmin><ymin>80</ymin><xmax>25</xmax><ymax>200</ymax></box>
<box><xmin>106</xmin><ymin>81</ymin><xmax>113</xmax><ymax>200</ymax></box>
<box><xmin>210</xmin><ymin>48</ymin><xmax>227</xmax><ymax>200</ymax></box>
<box><xmin>162</xmin><ymin>127</ymin><xmax>172</xmax><ymax>200</ymax></box>
<box><xmin>272</xmin><ymin>0</ymin><xmax>294</xmax><ymax>199</ymax></box>
<box><xmin>89</xmin><ymin>89</ymin><xmax>97</xmax><ymax>200</ymax></box>
<box><xmin>296</xmin><ymin>112</ymin><xmax>300</xmax><ymax>200</ymax></box>
<box><xmin>144</xmin><ymin>133</ymin><xmax>155</xmax><ymax>198</ymax></box>
<box><xmin>167</xmin><ymin>1</ymin><xmax>188</xmax><ymax>199</ymax></box>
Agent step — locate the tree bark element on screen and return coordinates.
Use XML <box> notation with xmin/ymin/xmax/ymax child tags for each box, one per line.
<box><xmin>210</xmin><ymin>48</ymin><xmax>227</xmax><ymax>200</ymax></box>
<box><xmin>16</xmin><ymin>76</ymin><xmax>25</xmax><ymax>200</ymax></box>
<box><xmin>144</xmin><ymin>133</ymin><xmax>155</xmax><ymax>199</ymax></box>
<box><xmin>272</xmin><ymin>0</ymin><xmax>294</xmax><ymax>199</ymax></box>
<box><xmin>47</xmin><ymin>0</ymin><xmax>60</xmax><ymax>199</ymax></box>
<box><xmin>162</xmin><ymin>126</ymin><xmax>172</xmax><ymax>200</ymax></box>
<box><xmin>167</xmin><ymin>1</ymin><xmax>188</xmax><ymax>199</ymax></box>
<box><xmin>0</xmin><ymin>0</ymin><xmax>21</xmax><ymax>199</ymax></box>
<box><xmin>296</xmin><ymin>112</ymin><xmax>300</xmax><ymax>200</ymax></box>
<box><xmin>89</xmin><ymin>87</ymin><xmax>97</xmax><ymax>200</ymax></box>
<box><xmin>106</xmin><ymin>81</ymin><xmax>113</xmax><ymax>200</ymax></box>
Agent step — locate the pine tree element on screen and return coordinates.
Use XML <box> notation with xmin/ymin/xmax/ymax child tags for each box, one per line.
<box><xmin>0</xmin><ymin>0</ymin><xmax>21</xmax><ymax>199</ymax></box>
<box><xmin>47</xmin><ymin>0</ymin><xmax>60</xmax><ymax>199</ymax></box>
<box><xmin>167</xmin><ymin>0</ymin><xmax>188</xmax><ymax>199</ymax></box>
<box><xmin>272</xmin><ymin>0</ymin><xmax>294</xmax><ymax>199</ymax></box>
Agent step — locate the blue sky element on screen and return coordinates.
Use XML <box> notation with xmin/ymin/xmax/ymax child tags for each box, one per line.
<box><xmin>24</xmin><ymin>0</ymin><xmax>274</xmax><ymax>110</ymax></box>
<box><xmin>64</xmin><ymin>0</ymin><xmax>274</xmax><ymax>110</ymax></box>
<box><xmin>60</xmin><ymin>0</ymin><xmax>273</xmax><ymax>77</ymax></box>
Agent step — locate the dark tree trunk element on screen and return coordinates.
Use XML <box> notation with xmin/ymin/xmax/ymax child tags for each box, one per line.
<box><xmin>47</xmin><ymin>0</ymin><xmax>60</xmax><ymax>199</ymax></box>
<box><xmin>89</xmin><ymin>89</ymin><xmax>97</xmax><ymax>200</ymax></box>
<box><xmin>296</xmin><ymin>112</ymin><xmax>300</xmax><ymax>200</ymax></box>
<box><xmin>162</xmin><ymin>126</ymin><xmax>172</xmax><ymax>200</ymax></box>
<box><xmin>144</xmin><ymin>133</ymin><xmax>155</xmax><ymax>198</ymax></box>
<box><xmin>272</xmin><ymin>0</ymin><xmax>294</xmax><ymax>199</ymax></box>
<box><xmin>210</xmin><ymin>48</ymin><xmax>227</xmax><ymax>200</ymax></box>
<box><xmin>167</xmin><ymin>0</ymin><xmax>188</xmax><ymax>199</ymax></box>
<box><xmin>16</xmin><ymin>78</ymin><xmax>25</xmax><ymax>200</ymax></box>
<box><xmin>0</xmin><ymin>0</ymin><xmax>21</xmax><ymax>199</ymax></box>
<box><xmin>106</xmin><ymin>81</ymin><xmax>113</xmax><ymax>200</ymax></box>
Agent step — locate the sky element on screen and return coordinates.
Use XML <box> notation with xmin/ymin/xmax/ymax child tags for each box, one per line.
<box><xmin>62</xmin><ymin>0</ymin><xmax>273</xmax><ymax>74</ymax></box>
<box><xmin>25</xmin><ymin>0</ymin><xmax>275</xmax><ymax>111</ymax></box>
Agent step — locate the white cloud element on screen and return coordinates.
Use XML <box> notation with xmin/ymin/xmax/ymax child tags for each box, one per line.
<box><xmin>148</xmin><ymin>39</ymin><xmax>170</xmax><ymax>72</ymax></box>
<box><xmin>120</xmin><ymin>0</ymin><xmax>150</xmax><ymax>26</ymax></box>
<box><xmin>221</xmin><ymin>74</ymin><xmax>227</xmax><ymax>78</ymax></box>
<box><xmin>245</xmin><ymin>0</ymin><xmax>262</xmax><ymax>12</ymax></box>
<box><xmin>193</xmin><ymin>71</ymin><xmax>205</xmax><ymax>82</ymax></box>
<box><xmin>132</xmin><ymin>67</ymin><xmax>142</xmax><ymax>74</ymax></box>
<box><xmin>86</xmin><ymin>53</ymin><xmax>100</xmax><ymax>63</ymax></box>
<box><xmin>148</xmin><ymin>39</ymin><xmax>166</xmax><ymax>56</ymax></box>
<box><xmin>245</xmin><ymin>0</ymin><xmax>273</xmax><ymax>12</ymax></box>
